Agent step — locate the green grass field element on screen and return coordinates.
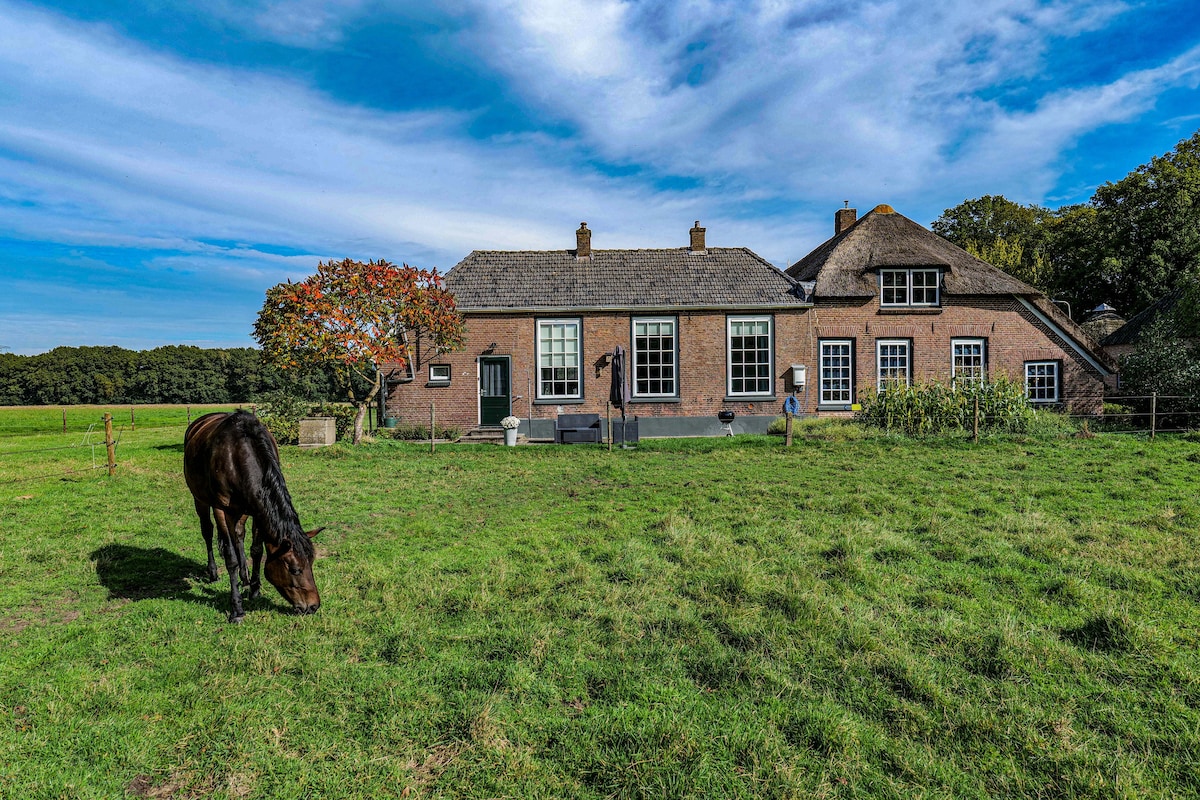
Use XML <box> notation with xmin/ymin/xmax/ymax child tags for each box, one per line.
<box><xmin>1</xmin><ymin>414</ymin><xmax>1198</xmax><ymax>798</ymax></box>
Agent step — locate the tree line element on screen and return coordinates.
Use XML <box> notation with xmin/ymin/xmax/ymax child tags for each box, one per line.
<box><xmin>0</xmin><ymin>345</ymin><xmax>349</xmax><ymax>406</ymax></box>
<box><xmin>933</xmin><ymin>130</ymin><xmax>1200</xmax><ymax>321</ymax></box>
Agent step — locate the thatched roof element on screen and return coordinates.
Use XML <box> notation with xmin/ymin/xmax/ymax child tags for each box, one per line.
<box><xmin>1080</xmin><ymin>304</ymin><xmax>1127</xmax><ymax>342</ymax></box>
<box><xmin>446</xmin><ymin>247</ymin><xmax>809</xmax><ymax>311</ymax></box>
<box><xmin>786</xmin><ymin>205</ymin><xmax>1037</xmax><ymax>298</ymax></box>
<box><xmin>1102</xmin><ymin>290</ymin><xmax>1183</xmax><ymax>346</ymax></box>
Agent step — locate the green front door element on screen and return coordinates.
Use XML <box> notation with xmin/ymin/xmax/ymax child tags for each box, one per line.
<box><xmin>479</xmin><ymin>357</ymin><xmax>511</xmax><ymax>426</ymax></box>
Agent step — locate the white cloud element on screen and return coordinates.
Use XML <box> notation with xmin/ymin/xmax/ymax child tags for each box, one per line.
<box><xmin>0</xmin><ymin>0</ymin><xmax>1198</xmax><ymax>353</ymax></box>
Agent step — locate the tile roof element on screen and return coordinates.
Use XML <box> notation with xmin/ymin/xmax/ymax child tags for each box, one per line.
<box><xmin>446</xmin><ymin>247</ymin><xmax>809</xmax><ymax>311</ymax></box>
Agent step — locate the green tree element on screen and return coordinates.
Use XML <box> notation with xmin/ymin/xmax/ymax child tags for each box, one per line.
<box><xmin>932</xmin><ymin>195</ymin><xmax>1056</xmax><ymax>294</ymax></box>
<box><xmin>1088</xmin><ymin>131</ymin><xmax>1200</xmax><ymax>317</ymax></box>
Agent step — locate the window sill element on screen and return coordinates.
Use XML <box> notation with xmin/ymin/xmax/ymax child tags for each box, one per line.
<box><xmin>533</xmin><ymin>398</ymin><xmax>585</xmax><ymax>405</ymax></box>
<box><xmin>629</xmin><ymin>397</ymin><xmax>681</xmax><ymax>404</ymax></box>
<box><xmin>723</xmin><ymin>396</ymin><xmax>777</xmax><ymax>403</ymax></box>
<box><xmin>877</xmin><ymin>307</ymin><xmax>942</xmax><ymax>315</ymax></box>
<box><xmin>425</xmin><ymin>381</ymin><xmax>451</xmax><ymax>388</ymax></box>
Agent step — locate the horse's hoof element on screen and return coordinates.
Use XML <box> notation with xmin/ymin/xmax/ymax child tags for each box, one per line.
<box><xmin>205</xmin><ymin>571</ymin><xmax>219</xmax><ymax>583</ymax></box>
<box><xmin>228</xmin><ymin>614</ymin><xmax>245</xmax><ymax>624</ymax></box>
<box><xmin>248</xmin><ymin>588</ymin><xmax>261</xmax><ymax>600</ymax></box>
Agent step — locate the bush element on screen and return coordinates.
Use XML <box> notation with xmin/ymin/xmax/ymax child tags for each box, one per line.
<box><xmin>256</xmin><ymin>393</ymin><xmax>359</xmax><ymax>444</ymax></box>
<box><xmin>377</xmin><ymin>422</ymin><xmax>462</xmax><ymax>442</ymax></box>
<box><xmin>254</xmin><ymin>391</ymin><xmax>313</xmax><ymax>445</ymax></box>
<box><xmin>854</xmin><ymin>377</ymin><xmax>1038</xmax><ymax>436</ymax></box>
<box><xmin>314</xmin><ymin>402</ymin><xmax>356</xmax><ymax>441</ymax></box>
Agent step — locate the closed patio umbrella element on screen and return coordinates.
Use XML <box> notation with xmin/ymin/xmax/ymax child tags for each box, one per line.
<box><xmin>609</xmin><ymin>346</ymin><xmax>630</xmax><ymax>446</ymax></box>
<box><xmin>609</xmin><ymin>345</ymin><xmax>629</xmax><ymax>413</ymax></box>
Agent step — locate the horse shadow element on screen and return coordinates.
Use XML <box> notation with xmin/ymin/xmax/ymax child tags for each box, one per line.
<box><xmin>89</xmin><ymin>544</ymin><xmax>289</xmax><ymax>616</ymax></box>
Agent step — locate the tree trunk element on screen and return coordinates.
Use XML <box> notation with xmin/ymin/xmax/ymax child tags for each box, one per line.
<box><xmin>351</xmin><ymin>370</ymin><xmax>384</xmax><ymax>445</ymax></box>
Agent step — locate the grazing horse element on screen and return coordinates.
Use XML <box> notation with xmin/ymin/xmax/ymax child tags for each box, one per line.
<box><xmin>183</xmin><ymin>411</ymin><xmax>321</xmax><ymax>622</ymax></box>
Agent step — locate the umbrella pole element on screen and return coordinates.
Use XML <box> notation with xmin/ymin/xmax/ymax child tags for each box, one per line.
<box><xmin>607</xmin><ymin>401</ymin><xmax>612</xmax><ymax>451</ymax></box>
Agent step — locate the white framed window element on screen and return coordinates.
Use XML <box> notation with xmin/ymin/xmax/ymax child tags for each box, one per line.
<box><xmin>952</xmin><ymin>338</ymin><xmax>986</xmax><ymax>384</ymax></box>
<box><xmin>820</xmin><ymin>339</ymin><xmax>854</xmax><ymax>405</ymax></box>
<box><xmin>876</xmin><ymin>339</ymin><xmax>910</xmax><ymax>390</ymax></box>
<box><xmin>880</xmin><ymin>269</ymin><xmax>940</xmax><ymax>307</ymax></box>
<box><xmin>428</xmin><ymin>364</ymin><xmax>451</xmax><ymax>384</ymax></box>
<box><xmin>537</xmin><ymin>319</ymin><xmax>581</xmax><ymax>399</ymax></box>
<box><xmin>1025</xmin><ymin>361</ymin><xmax>1060</xmax><ymax>403</ymax></box>
<box><xmin>727</xmin><ymin>316</ymin><xmax>773</xmax><ymax>396</ymax></box>
<box><xmin>632</xmin><ymin>317</ymin><xmax>677</xmax><ymax>397</ymax></box>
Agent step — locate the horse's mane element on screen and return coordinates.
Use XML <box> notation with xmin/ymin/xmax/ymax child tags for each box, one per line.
<box><xmin>230</xmin><ymin>411</ymin><xmax>315</xmax><ymax>561</ymax></box>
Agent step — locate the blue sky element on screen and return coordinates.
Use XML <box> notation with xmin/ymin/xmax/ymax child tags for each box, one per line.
<box><xmin>2</xmin><ymin>0</ymin><xmax>1199</xmax><ymax>354</ymax></box>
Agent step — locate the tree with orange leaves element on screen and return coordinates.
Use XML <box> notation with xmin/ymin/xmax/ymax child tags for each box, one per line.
<box><xmin>254</xmin><ymin>258</ymin><xmax>465</xmax><ymax>443</ymax></box>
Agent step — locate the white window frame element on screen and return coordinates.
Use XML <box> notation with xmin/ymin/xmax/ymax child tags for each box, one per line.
<box><xmin>428</xmin><ymin>364</ymin><xmax>451</xmax><ymax>384</ymax></box>
<box><xmin>951</xmin><ymin>338</ymin><xmax>986</xmax><ymax>385</ymax></box>
<box><xmin>880</xmin><ymin>268</ymin><xmax>940</xmax><ymax>307</ymax></box>
<box><xmin>632</xmin><ymin>317</ymin><xmax>678</xmax><ymax>398</ymax></box>
<box><xmin>1025</xmin><ymin>361</ymin><xmax>1060</xmax><ymax>404</ymax></box>
<box><xmin>726</xmin><ymin>315</ymin><xmax>774</xmax><ymax>397</ymax></box>
<box><xmin>819</xmin><ymin>339</ymin><xmax>854</xmax><ymax>406</ymax></box>
<box><xmin>876</xmin><ymin>339</ymin><xmax>911</xmax><ymax>391</ymax></box>
<box><xmin>536</xmin><ymin>318</ymin><xmax>582</xmax><ymax>400</ymax></box>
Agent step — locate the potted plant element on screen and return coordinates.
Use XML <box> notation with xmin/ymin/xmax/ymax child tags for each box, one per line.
<box><xmin>500</xmin><ymin>415</ymin><xmax>521</xmax><ymax>446</ymax></box>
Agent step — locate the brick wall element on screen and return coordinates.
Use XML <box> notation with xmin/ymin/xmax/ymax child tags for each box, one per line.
<box><xmin>385</xmin><ymin>296</ymin><xmax>1107</xmax><ymax>430</ymax></box>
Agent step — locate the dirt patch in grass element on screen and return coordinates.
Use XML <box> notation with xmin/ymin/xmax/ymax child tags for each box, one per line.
<box><xmin>0</xmin><ymin>603</ymin><xmax>80</xmax><ymax>634</ymax></box>
<box><xmin>125</xmin><ymin>771</ymin><xmax>219</xmax><ymax>799</ymax></box>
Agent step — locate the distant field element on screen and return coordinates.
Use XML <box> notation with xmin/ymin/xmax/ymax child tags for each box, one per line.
<box><xmin>1</xmin><ymin>422</ymin><xmax>1198</xmax><ymax>798</ymax></box>
<box><xmin>0</xmin><ymin>404</ymin><xmax>243</xmax><ymax>438</ymax></box>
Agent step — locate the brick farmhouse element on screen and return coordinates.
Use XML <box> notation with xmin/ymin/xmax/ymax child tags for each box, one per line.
<box><xmin>384</xmin><ymin>204</ymin><xmax>1113</xmax><ymax>438</ymax></box>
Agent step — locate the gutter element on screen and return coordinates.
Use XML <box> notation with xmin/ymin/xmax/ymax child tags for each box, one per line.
<box><xmin>1017</xmin><ymin>297</ymin><xmax>1113</xmax><ymax>376</ymax></box>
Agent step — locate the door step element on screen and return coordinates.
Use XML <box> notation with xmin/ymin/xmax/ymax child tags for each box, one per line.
<box><xmin>460</xmin><ymin>426</ymin><xmax>507</xmax><ymax>443</ymax></box>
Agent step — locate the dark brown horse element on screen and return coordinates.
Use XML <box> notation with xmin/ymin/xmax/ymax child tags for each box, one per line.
<box><xmin>183</xmin><ymin>411</ymin><xmax>321</xmax><ymax>622</ymax></box>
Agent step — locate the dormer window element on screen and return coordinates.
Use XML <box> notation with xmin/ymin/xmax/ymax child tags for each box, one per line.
<box><xmin>880</xmin><ymin>269</ymin><xmax>940</xmax><ymax>307</ymax></box>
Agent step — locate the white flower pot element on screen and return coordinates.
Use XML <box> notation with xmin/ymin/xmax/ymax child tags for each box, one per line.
<box><xmin>504</xmin><ymin>427</ymin><xmax>518</xmax><ymax>446</ymax></box>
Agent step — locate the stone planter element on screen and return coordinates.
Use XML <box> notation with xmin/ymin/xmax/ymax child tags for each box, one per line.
<box><xmin>298</xmin><ymin>417</ymin><xmax>336</xmax><ymax>448</ymax></box>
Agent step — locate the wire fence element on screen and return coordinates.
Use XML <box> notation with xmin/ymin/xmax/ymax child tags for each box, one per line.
<box><xmin>1071</xmin><ymin>393</ymin><xmax>1200</xmax><ymax>436</ymax></box>
<box><xmin>0</xmin><ymin>406</ymin><xmax>261</xmax><ymax>486</ymax></box>
<box><xmin>0</xmin><ymin>417</ymin><xmax>123</xmax><ymax>485</ymax></box>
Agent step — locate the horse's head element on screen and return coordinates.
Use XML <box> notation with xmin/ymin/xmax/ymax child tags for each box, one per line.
<box><xmin>264</xmin><ymin>528</ymin><xmax>322</xmax><ymax>614</ymax></box>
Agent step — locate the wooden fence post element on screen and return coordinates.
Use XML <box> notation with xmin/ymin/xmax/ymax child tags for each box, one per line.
<box><xmin>973</xmin><ymin>396</ymin><xmax>980</xmax><ymax>443</ymax></box>
<box><xmin>62</xmin><ymin>408</ymin><xmax>67</xmax><ymax>434</ymax></box>
<box><xmin>785</xmin><ymin>411</ymin><xmax>794</xmax><ymax>447</ymax></box>
<box><xmin>1150</xmin><ymin>392</ymin><xmax>1157</xmax><ymax>439</ymax></box>
<box><xmin>130</xmin><ymin>406</ymin><xmax>135</xmax><ymax>431</ymax></box>
<box><xmin>430</xmin><ymin>402</ymin><xmax>436</xmax><ymax>454</ymax></box>
<box><xmin>187</xmin><ymin>406</ymin><xmax>192</xmax><ymax>425</ymax></box>
<box><xmin>103</xmin><ymin>413</ymin><xmax>116</xmax><ymax>476</ymax></box>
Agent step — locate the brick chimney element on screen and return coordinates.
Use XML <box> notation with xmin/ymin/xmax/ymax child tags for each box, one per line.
<box><xmin>576</xmin><ymin>222</ymin><xmax>591</xmax><ymax>260</ymax></box>
<box><xmin>689</xmin><ymin>220</ymin><xmax>707</xmax><ymax>254</ymax></box>
<box><xmin>835</xmin><ymin>205</ymin><xmax>857</xmax><ymax>235</ymax></box>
